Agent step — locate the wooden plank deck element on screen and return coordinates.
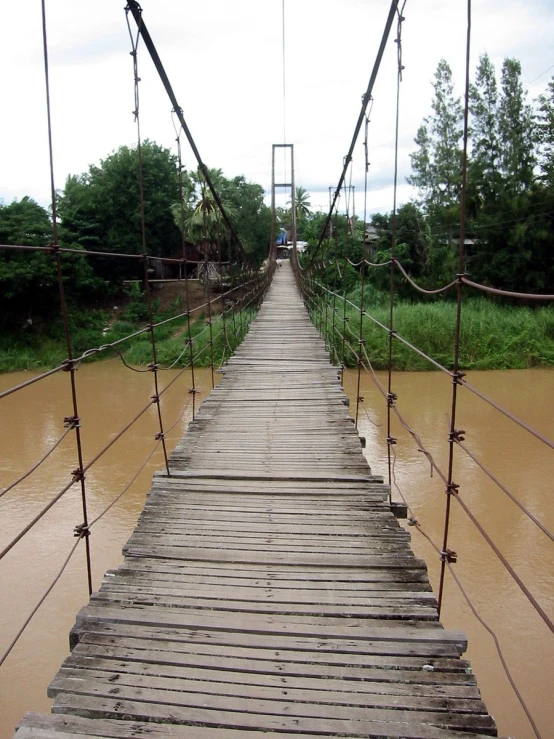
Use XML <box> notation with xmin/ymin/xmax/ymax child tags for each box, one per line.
<box><xmin>16</xmin><ymin>263</ymin><xmax>497</xmax><ymax>738</ymax></box>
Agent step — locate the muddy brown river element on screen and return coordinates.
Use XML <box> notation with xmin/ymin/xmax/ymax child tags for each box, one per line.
<box><xmin>1</xmin><ymin>361</ymin><xmax>553</xmax><ymax>737</ymax></box>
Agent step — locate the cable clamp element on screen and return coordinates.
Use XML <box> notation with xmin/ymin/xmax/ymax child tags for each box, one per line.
<box><xmin>48</xmin><ymin>243</ymin><xmax>60</xmax><ymax>255</ymax></box>
<box><xmin>357</xmin><ymin>396</ymin><xmax>364</xmax><ymax>404</ymax></box>
<box><xmin>446</xmin><ymin>482</ymin><xmax>459</xmax><ymax>495</ymax></box>
<box><xmin>449</xmin><ymin>429</ymin><xmax>465</xmax><ymax>442</ymax></box>
<box><xmin>386</xmin><ymin>436</ymin><xmax>397</xmax><ymax>446</ymax></box>
<box><xmin>155</xmin><ymin>432</ymin><xmax>165</xmax><ymax>441</ymax></box>
<box><xmin>62</xmin><ymin>359</ymin><xmax>76</xmax><ymax>373</ymax></box>
<box><xmin>74</xmin><ymin>523</ymin><xmax>90</xmax><ymax>539</ymax></box>
<box><xmin>147</xmin><ymin>362</ymin><xmax>158</xmax><ymax>372</ymax></box>
<box><xmin>407</xmin><ymin>516</ymin><xmax>418</xmax><ymax>527</ymax></box>
<box><xmin>64</xmin><ymin>415</ymin><xmax>80</xmax><ymax>429</ymax></box>
<box><xmin>387</xmin><ymin>391</ymin><xmax>398</xmax><ymax>408</ymax></box>
<box><xmin>188</xmin><ymin>387</ymin><xmax>198</xmax><ymax>395</ymax></box>
<box><xmin>72</xmin><ymin>468</ymin><xmax>85</xmax><ymax>482</ymax></box>
<box><xmin>452</xmin><ymin>370</ymin><xmax>466</xmax><ymax>383</ymax></box>
<box><xmin>440</xmin><ymin>548</ymin><xmax>457</xmax><ymax>564</ymax></box>
<box><xmin>150</xmin><ymin>394</ymin><xmax>159</xmax><ymax>403</ymax></box>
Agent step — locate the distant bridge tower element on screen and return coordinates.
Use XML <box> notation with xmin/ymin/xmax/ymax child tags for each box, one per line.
<box><xmin>271</xmin><ymin>143</ymin><xmax>297</xmax><ymax>261</ymax></box>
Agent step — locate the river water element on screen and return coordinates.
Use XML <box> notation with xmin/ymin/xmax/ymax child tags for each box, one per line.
<box><xmin>0</xmin><ymin>361</ymin><xmax>552</xmax><ymax>737</ymax></box>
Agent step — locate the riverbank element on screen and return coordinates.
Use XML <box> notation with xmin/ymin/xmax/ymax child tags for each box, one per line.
<box><xmin>0</xmin><ymin>281</ymin><xmax>256</xmax><ymax>373</ymax></box>
<box><xmin>321</xmin><ymin>297</ymin><xmax>554</xmax><ymax>371</ymax></box>
<box><xmin>2</xmin><ymin>293</ymin><xmax>554</xmax><ymax>372</ymax></box>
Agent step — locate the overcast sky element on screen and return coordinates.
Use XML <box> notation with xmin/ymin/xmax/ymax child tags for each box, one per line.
<box><xmin>1</xmin><ymin>0</ymin><xmax>553</xmax><ymax>218</ymax></box>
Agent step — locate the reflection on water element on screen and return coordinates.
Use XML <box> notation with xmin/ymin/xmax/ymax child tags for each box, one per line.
<box><xmin>0</xmin><ymin>362</ymin><xmax>553</xmax><ymax>737</ymax></box>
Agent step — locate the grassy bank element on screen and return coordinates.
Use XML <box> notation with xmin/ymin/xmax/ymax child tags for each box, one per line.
<box><xmin>315</xmin><ymin>296</ymin><xmax>554</xmax><ymax>371</ymax></box>
<box><xmin>0</xmin><ymin>306</ymin><xmax>257</xmax><ymax>374</ymax></box>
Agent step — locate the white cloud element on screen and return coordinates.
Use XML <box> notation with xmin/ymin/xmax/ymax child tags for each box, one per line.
<box><xmin>1</xmin><ymin>0</ymin><xmax>553</xmax><ymax>216</ymax></box>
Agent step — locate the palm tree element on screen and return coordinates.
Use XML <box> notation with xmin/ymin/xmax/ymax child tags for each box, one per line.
<box><xmin>289</xmin><ymin>186</ymin><xmax>311</xmax><ymax>221</ymax></box>
<box><xmin>171</xmin><ymin>168</ymin><xmax>237</xmax><ymax>256</ymax></box>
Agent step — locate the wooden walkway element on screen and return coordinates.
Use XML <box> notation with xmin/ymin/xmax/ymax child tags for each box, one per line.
<box><xmin>16</xmin><ymin>263</ymin><xmax>496</xmax><ymax>738</ymax></box>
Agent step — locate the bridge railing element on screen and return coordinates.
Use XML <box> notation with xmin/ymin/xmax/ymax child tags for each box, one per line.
<box><xmin>0</xmin><ymin>0</ymin><xmax>275</xmax><ymax>674</ymax></box>
<box><xmin>292</xmin><ymin>234</ymin><xmax>554</xmax><ymax>739</ymax></box>
<box><xmin>290</xmin><ymin>1</ymin><xmax>553</xmax><ymax>730</ymax></box>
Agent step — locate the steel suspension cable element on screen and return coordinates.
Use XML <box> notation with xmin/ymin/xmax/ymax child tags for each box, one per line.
<box><xmin>126</xmin><ymin>10</ymin><xmax>170</xmax><ymax>476</ymax></box>
<box><xmin>41</xmin><ymin>0</ymin><xmax>92</xmax><ymax>595</ymax></box>
<box><xmin>125</xmin><ymin>0</ymin><xmax>251</xmax><ymax>268</ymax></box>
<box><xmin>173</xmin><ymin>120</ymin><xmax>198</xmax><ymax>418</ymax></box>
<box><xmin>386</xmin><ymin>1</ymin><xmax>406</xmax><ymax>502</ymax></box>
<box><xmin>0</xmin><ymin>424</ymin><xmax>74</xmax><ymax>499</ymax></box>
<box><xmin>438</xmin><ymin>0</ymin><xmax>472</xmax><ymax>614</ymax></box>
<box><xmin>305</xmin><ymin>0</ymin><xmax>399</xmax><ymax>268</ymax></box>
<box><xmin>355</xmin><ymin>112</ymin><xmax>372</xmax><ymax>428</ymax></box>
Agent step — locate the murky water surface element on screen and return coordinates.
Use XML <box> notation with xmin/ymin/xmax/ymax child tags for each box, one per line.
<box><xmin>0</xmin><ymin>361</ymin><xmax>552</xmax><ymax>737</ymax></box>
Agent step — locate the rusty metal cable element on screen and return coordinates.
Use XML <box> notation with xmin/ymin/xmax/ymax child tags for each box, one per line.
<box><xmin>316</xmin><ymin>280</ymin><xmax>554</xmax><ymax>451</ymax></box>
<box><xmin>438</xmin><ymin>0</ymin><xmax>472</xmax><ymax>615</ymax></box>
<box><xmin>125</xmin><ymin>0</ymin><xmax>251</xmax><ymax>268</ymax></box>
<box><xmin>171</xmin><ymin>118</ymin><xmax>197</xmax><ymax>418</ymax></box>
<box><xmin>88</xmin><ymin>441</ymin><xmax>162</xmax><ymax>528</ymax></box>
<box><xmin>394</xmin><ymin>259</ymin><xmax>458</xmax><ymax>295</ymax></box>
<box><xmin>315</xmin><ymin>281</ymin><xmax>455</xmax><ymax>375</ymax></box>
<box><xmin>0</xmin><ymin>424</ymin><xmax>74</xmax><ymax>499</ymax></box>
<box><xmin>126</xmin><ymin>9</ymin><xmax>170</xmax><ymax>476</ymax></box>
<box><xmin>0</xmin><ymin>477</ymin><xmax>77</xmax><ymax>562</ymax></box>
<box><xmin>354</xmin><ymin>106</ymin><xmax>374</xmax><ymax>427</ymax></box>
<box><xmin>459</xmin><ymin>379</ymin><xmax>554</xmax><ymax>450</ymax></box>
<box><xmin>0</xmin><ymin>534</ymin><xmax>84</xmax><ymax>668</ymax></box>
<box><xmin>461</xmin><ymin>277</ymin><xmax>554</xmax><ymax>301</ymax></box>
<box><xmin>452</xmin><ymin>491</ymin><xmax>554</xmax><ymax>635</ymax></box>
<box><xmin>455</xmin><ymin>438</ymin><xmax>554</xmax><ymax>542</ymax></box>
<box><xmin>41</xmin><ymin>0</ymin><xmax>92</xmax><ymax>595</ymax></box>
<box><xmin>388</xmin><ymin>447</ymin><xmax>543</xmax><ymax>739</ymax></box>
<box><xmin>305</xmin><ymin>0</ymin><xmax>400</xmax><ymax>268</ymax></box>
<box><xmin>0</xmin><ymin>366</ymin><xmax>65</xmax><ymax>401</ymax></box>
<box><xmin>0</xmin><ymin>373</ymin><xmax>196</xmax><ymax>669</ymax></box>
<box><xmin>385</xmin><ymin>2</ymin><xmax>406</xmax><ymax>500</ymax></box>
<box><xmin>441</xmin><ymin>553</ymin><xmax>543</xmax><ymax>739</ymax></box>
<box><xmin>82</xmin><ymin>399</ymin><xmax>155</xmax><ymax>475</ymax></box>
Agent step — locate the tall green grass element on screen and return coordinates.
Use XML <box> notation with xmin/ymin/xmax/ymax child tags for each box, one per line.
<box><xmin>0</xmin><ymin>306</ymin><xmax>258</xmax><ymax>373</ymax></box>
<box><xmin>313</xmin><ymin>297</ymin><xmax>554</xmax><ymax>371</ymax></box>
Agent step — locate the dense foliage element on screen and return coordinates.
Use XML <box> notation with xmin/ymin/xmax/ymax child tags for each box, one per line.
<box><xmin>299</xmin><ymin>59</ymin><xmax>554</xmax><ymax>302</ymax></box>
<box><xmin>0</xmin><ymin>143</ymin><xmax>272</xmax><ymax>348</ymax></box>
<box><xmin>406</xmin><ymin>57</ymin><xmax>554</xmax><ymax>295</ymax></box>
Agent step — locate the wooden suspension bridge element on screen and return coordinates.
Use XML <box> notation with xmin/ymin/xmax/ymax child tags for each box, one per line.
<box><xmin>15</xmin><ymin>263</ymin><xmax>497</xmax><ymax>738</ymax></box>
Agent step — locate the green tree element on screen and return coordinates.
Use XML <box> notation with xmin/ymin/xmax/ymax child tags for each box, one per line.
<box><xmin>58</xmin><ymin>141</ymin><xmax>182</xmax><ymax>283</ymax></box>
<box><xmin>0</xmin><ymin>197</ymin><xmax>99</xmax><ymax>328</ymax></box>
<box><xmin>172</xmin><ymin>168</ymin><xmax>237</xmax><ymax>255</ymax></box>
<box><xmin>469</xmin><ymin>53</ymin><xmax>500</xmax><ymax>205</ymax></box>
<box><xmin>172</xmin><ymin>169</ymin><xmax>271</xmax><ymax>265</ymax></box>
<box><xmin>498</xmin><ymin>58</ymin><xmax>535</xmax><ymax>194</ymax></box>
<box><xmin>289</xmin><ymin>186</ymin><xmax>311</xmax><ymax>221</ymax></box>
<box><xmin>536</xmin><ymin>76</ymin><xmax>554</xmax><ymax>187</ymax></box>
<box><xmin>0</xmin><ymin>199</ymin><xmax>55</xmax><ymax>326</ymax></box>
<box><xmin>408</xmin><ymin>60</ymin><xmax>463</xmax><ymax>218</ymax></box>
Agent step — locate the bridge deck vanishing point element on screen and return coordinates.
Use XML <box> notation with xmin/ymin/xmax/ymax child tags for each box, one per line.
<box><xmin>16</xmin><ymin>263</ymin><xmax>496</xmax><ymax>738</ymax></box>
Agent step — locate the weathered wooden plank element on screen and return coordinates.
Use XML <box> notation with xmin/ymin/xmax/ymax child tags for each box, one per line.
<box><xmin>49</xmin><ymin>669</ymin><xmax>488</xmax><ymax>715</ymax></box>
<box><xmin>16</xmin><ymin>711</ymin><xmax>497</xmax><ymax>739</ymax></box>
<box><xmin>61</xmin><ymin>650</ymin><xmax>480</xmax><ymax>694</ymax></box>
<box><xmin>18</xmin><ymin>263</ymin><xmax>495</xmax><ymax>738</ymax></box>
<box><xmin>49</xmin><ymin>693</ymin><xmax>497</xmax><ymax>734</ymax></box>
